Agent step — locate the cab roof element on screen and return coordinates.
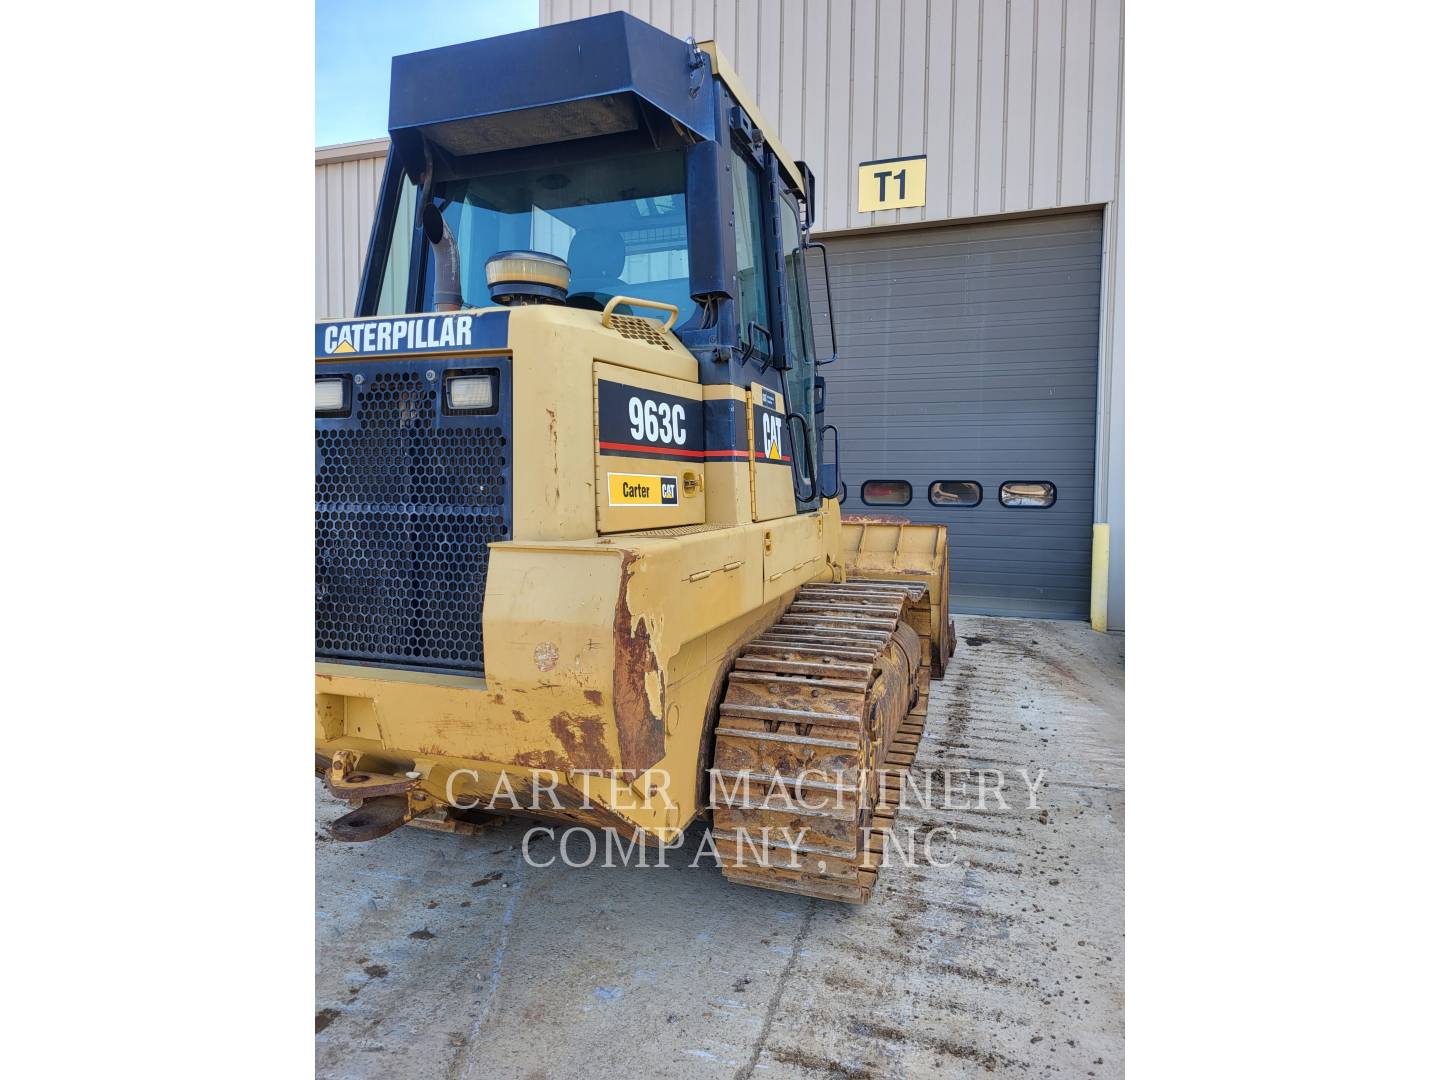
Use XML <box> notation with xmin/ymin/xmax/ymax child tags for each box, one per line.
<box><xmin>387</xmin><ymin>11</ymin><xmax>806</xmax><ymax>196</ymax></box>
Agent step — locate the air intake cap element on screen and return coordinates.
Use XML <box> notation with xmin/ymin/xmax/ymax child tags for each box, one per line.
<box><xmin>485</xmin><ymin>250</ymin><xmax>570</xmax><ymax>306</ymax></box>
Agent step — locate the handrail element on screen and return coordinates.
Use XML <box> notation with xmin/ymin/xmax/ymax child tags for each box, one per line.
<box><xmin>819</xmin><ymin>423</ymin><xmax>842</xmax><ymax>500</ymax></box>
<box><xmin>742</xmin><ymin>320</ymin><xmax>775</xmax><ymax>369</ymax></box>
<box><xmin>785</xmin><ymin>412</ymin><xmax>817</xmax><ymax>503</ymax></box>
<box><xmin>600</xmin><ymin>295</ymin><xmax>680</xmax><ymax>332</ymax></box>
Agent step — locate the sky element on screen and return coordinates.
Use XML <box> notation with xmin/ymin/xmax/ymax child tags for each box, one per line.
<box><xmin>316</xmin><ymin>0</ymin><xmax>539</xmax><ymax>146</ymax></box>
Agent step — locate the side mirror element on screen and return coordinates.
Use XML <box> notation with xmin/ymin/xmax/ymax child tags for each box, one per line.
<box><xmin>802</xmin><ymin>240</ymin><xmax>839</xmax><ymax>366</ymax></box>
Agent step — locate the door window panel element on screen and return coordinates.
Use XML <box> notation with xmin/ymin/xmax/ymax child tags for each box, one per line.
<box><xmin>861</xmin><ymin>480</ymin><xmax>912</xmax><ymax>506</ymax></box>
<box><xmin>999</xmin><ymin>481</ymin><xmax>1057</xmax><ymax>508</ymax></box>
<box><xmin>929</xmin><ymin>481</ymin><xmax>983</xmax><ymax>507</ymax></box>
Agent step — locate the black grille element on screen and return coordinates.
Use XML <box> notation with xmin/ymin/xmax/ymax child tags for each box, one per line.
<box><xmin>315</xmin><ymin>362</ymin><xmax>510</xmax><ymax>675</ymax></box>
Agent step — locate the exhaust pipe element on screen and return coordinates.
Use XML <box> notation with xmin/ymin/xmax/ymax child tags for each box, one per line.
<box><xmin>416</xmin><ymin>140</ymin><xmax>463</xmax><ymax>312</ymax></box>
<box><xmin>422</xmin><ymin>203</ymin><xmax>463</xmax><ymax>312</ymax></box>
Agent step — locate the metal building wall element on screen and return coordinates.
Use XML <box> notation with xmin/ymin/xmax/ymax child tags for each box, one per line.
<box><xmin>315</xmin><ymin>138</ymin><xmax>390</xmax><ymax>320</ymax></box>
<box><xmin>539</xmin><ymin>0</ymin><xmax>1122</xmax><ymax>234</ymax></box>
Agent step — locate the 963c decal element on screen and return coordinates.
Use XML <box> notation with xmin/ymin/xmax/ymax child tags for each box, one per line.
<box><xmin>597</xmin><ymin>380</ymin><xmax>702</xmax><ymax>461</ymax></box>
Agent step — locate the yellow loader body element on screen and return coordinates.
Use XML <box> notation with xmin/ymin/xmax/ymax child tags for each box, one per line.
<box><xmin>316</xmin><ymin>20</ymin><xmax>954</xmax><ymax>899</ymax></box>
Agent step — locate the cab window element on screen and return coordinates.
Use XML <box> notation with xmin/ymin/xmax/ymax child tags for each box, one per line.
<box><xmin>418</xmin><ymin>149</ymin><xmax>694</xmax><ymax>323</ymax></box>
<box><xmin>375</xmin><ymin>173</ymin><xmax>415</xmax><ymax>316</ymax></box>
<box><xmin>731</xmin><ymin>148</ymin><xmax>771</xmax><ymax>356</ymax></box>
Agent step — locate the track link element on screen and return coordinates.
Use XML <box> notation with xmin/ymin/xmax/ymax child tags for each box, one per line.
<box><xmin>710</xmin><ymin>579</ymin><xmax>933</xmax><ymax>903</ymax></box>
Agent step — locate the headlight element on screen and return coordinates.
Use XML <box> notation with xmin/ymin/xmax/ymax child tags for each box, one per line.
<box><xmin>315</xmin><ymin>376</ymin><xmax>349</xmax><ymax>416</ymax></box>
<box><xmin>445</xmin><ymin>372</ymin><xmax>496</xmax><ymax>413</ymax></box>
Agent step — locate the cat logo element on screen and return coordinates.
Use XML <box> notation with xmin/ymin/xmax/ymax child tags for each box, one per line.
<box><xmin>749</xmin><ymin>382</ymin><xmax>789</xmax><ymax>467</ymax></box>
<box><xmin>762</xmin><ymin>413</ymin><xmax>783</xmax><ymax>459</ymax></box>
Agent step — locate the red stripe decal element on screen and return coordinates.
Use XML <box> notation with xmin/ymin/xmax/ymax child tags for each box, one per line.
<box><xmin>598</xmin><ymin>441</ymin><xmax>750</xmax><ymax>459</ymax></box>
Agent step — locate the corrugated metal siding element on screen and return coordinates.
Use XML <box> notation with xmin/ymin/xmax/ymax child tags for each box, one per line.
<box><xmin>539</xmin><ymin>0</ymin><xmax>1123</xmax><ymax>233</ymax></box>
<box><xmin>315</xmin><ymin>141</ymin><xmax>390</xmax><ymax>319</ymax></box>
<box><xmin>811</xmin><ymin>212</ymin><xmax>1103</xmax><ymax>619</ymax></box>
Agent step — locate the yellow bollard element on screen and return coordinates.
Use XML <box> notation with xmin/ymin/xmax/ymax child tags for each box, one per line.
<box><xmin>1090</xmin><ymin>523</ymin><xmax>1110</xmax><ymax>633</ymax></box>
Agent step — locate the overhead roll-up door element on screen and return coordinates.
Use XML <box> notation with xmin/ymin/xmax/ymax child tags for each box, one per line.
<box><xmin>811</xmin><ymin>212</ymin><xmax>1103</xmax><ymax>620</ymax></box>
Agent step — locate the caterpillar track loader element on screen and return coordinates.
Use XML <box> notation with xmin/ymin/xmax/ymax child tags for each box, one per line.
<box><xmin>315</xmin><ymin>12</ymin><xmax>953</xmax><ymax>903</ymax></box>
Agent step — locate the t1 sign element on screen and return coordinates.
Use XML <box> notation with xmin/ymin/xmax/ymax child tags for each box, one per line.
<box><xmin>857</xmin><ymin>155</ymin><xmax>928</xmax><ymax>212</ymax></box>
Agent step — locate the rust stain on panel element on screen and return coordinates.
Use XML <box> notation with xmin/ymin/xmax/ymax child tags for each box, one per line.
<box><xmin>549</xmin><ymin>712</ymin><xmax>612</xmax><ymax>771</ymax></box>
<box><xmin>511</xmin><ymin>748</ymin><xmax>568</xmax><ymax>771</ymax></box>
<box><xmin>613</xmin><ymin>551</ymin><xmax>666</xmax><ymax>773</ymax></box>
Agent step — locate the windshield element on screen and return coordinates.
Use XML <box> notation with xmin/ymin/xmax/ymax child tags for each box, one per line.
<box><xmin>421</xmin><ymin>149</ymin><xmax>694</xmax><ymax>324</ymax></box>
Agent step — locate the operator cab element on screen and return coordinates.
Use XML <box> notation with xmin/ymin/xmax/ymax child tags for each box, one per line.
<box><xmin>354</xmin><ymin>11</ymin><xmax>839</xmax><ymax>510</ymax></box>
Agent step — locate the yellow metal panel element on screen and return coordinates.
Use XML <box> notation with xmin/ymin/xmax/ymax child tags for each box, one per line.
<box><xmin>506</xmin><ymin>304</ymin><xmax>697</xmax><ymax>541</ymax></box>
<box><xmin>1090</xmin><ymin>523</ymin><xmax>1110</xmax><ymax>633</ymax></box>
<box><xmin>761</xmin><ymin>510</ymin><xmax>830</xmax><ymax>602</ymax></box>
